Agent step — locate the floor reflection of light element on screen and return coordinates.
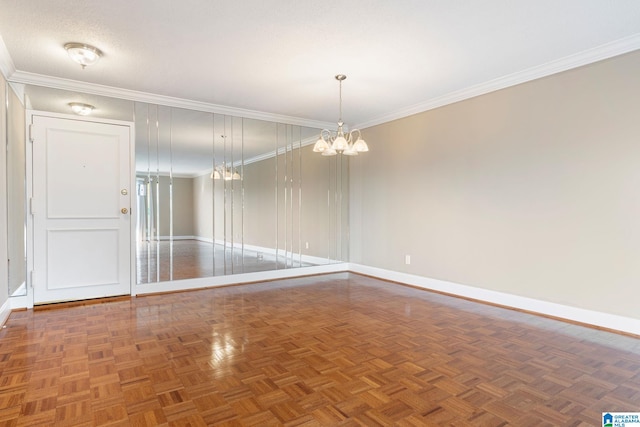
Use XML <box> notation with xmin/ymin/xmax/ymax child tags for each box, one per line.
<box><xmin>210</xmin><ymin>333</ymin><xmax>237</xmax><ymax>367</ymax></box>
<box><xmin>405</xmin><ymin>303</ymin><xmax>412</xmax><ymax>317</ymax></box>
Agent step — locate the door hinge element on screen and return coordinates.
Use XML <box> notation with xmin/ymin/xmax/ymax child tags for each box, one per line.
<box><xmin>29</xmin><ymin>124</ymin><xmax>35</xmax><ymax>143</ymax></box>
<box><xmin>30</xmin><ymin>270</ymin><xmax>35</xmax><ymax>288</ymax></box>
<box><xmin>30</xmin><ymin>197</ymin><xmax>36</xmax><ymax>215</ymax></box>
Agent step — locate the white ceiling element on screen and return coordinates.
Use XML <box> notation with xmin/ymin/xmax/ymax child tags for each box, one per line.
<box><xmin>1</xmin><ymin>0</ymin><xmax>640</xmax><ymax>130</ymax></box>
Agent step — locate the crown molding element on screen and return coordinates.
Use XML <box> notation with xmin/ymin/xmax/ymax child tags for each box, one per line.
<box><xmin>354</xmin><ymin>33</ymin><xmax>640</xmax><ymax>130</ymax></box>
<box><xmin>6</xmin><ymin>33</ymin><xmax>640</xmax><ymax>132</ymax></box>
<box><xmin>188</xmin><ymin>134</ymin><xmax>319</xmax><ymax>178</ymax></box>
<box><xmin>8</xmin><ymin>71</ymin><xmax>335</xmax><ymax>130</ymax></box>
<box><xmin>242</xmin><ymin>135</ymin><xmax>318</xmax><ymax>166</ymax></box>
<box><xmin>0</xmin><ymin>35</ymin><xmax>16</xmax><ymax>80</ymax></box>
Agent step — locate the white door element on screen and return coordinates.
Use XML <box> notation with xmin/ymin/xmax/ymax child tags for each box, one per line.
<box><xmin>32</xmin><ymin>115</ymin><xmax>132</xmax><ymax>304</ymax></box>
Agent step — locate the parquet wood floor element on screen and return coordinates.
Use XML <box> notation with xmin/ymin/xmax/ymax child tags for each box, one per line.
<box><xmin>136</xmin><ymin>240</ymin><xmax>312</xmax><ymax>283</ymax></box>
<box><xmin>1</xmin><ymin>273</ymin><xmax>639</xmax><ymax>426</ymax></box>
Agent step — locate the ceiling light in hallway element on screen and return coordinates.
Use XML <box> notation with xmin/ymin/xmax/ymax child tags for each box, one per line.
<box><xmin>68</xmin><ymin>102</ymin><xmax>94</xmax><ymax>115</ymax></box>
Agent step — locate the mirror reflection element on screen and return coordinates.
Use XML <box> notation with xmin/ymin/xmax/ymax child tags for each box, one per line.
<box><xmin>6</xmin><ymin>82</ymin><xmax>26</xmax><ymax>296</ymax></box>
<box><xmin>134</xmin><ymin>103</ymin><xmax>348</xmax><ymax>283</ymax></box>
<box><xmin>17</xmin><ymin>85</ymin><xmax>348</xmax><ymax>291</ymax></box>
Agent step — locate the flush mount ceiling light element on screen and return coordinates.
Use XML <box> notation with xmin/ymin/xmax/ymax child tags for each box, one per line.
<box><xmin>313</xmin><ymin>74</ymin><xmax>369</xmax><ymax>156</ymax></box>
<box><xmin>68</xmin><ymin>102</ymin><xmax>94</xmax><ymax>116</ymax></box>
<box><xmin>64</xmin><ymin>42</ymin><xmax>103</xmax><ymax>69</ymax></box>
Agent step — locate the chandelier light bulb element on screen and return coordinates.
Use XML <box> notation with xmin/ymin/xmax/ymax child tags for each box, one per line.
<box><xmin>333</xmin><ymin>135</ymin><xmax>348</xmax><ymax>152</ymax></box>
<box><xmin>322</xmin><ymin>146</ymin><xmax>337</xmax><ymax>156</ymax></box>
<box><xmin>353</xmin><ymin>138</ymin><xmax>369</xmax><ymax>152</ymax></box>
<box><xmin>343</xmin><ymin>144</ymin><xmax>358</xmax><ymax>156</ymax></box>
<box><xmin>313</xmin><ymin>138</ymin><xmax>329</xmax><ymax>153</ymax></box>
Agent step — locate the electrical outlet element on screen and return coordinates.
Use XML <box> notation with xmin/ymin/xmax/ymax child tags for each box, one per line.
<box><xmin>305</xmin><ymin>242</ymin><xmax>309</xmax><ymax>249</ymax></box>
<box><xmin>405</xmin><ymin>255</ymin><xmax>411</xmax><ymax>265</ymax></box>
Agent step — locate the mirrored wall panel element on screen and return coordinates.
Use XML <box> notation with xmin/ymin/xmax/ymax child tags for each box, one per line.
<box><xmin>6</xmin><ymin>82</ymin><xmax>26</xmax><ymax>297</ymax></box>
<box><xmin>134</xmin><ymin>103</ymin><xmax>349</xmax><ymax>284</ymax></box>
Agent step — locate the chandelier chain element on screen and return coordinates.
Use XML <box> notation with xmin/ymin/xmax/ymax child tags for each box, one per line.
<box><xmin>339</xmin><ymin>78</ymin><xmax>343</xmax><ymax>123</ymax></box>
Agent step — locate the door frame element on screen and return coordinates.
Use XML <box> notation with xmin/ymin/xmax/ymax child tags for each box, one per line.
<box><xmin>23</xmin><ymin>110</ymin><xmax>136</xmax><ymax>309</ymax></box>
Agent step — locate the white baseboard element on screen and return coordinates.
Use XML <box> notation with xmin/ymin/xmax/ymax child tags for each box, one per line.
<box><xmin>10</xmin><ymin>294</ymin><xmax>28</xmax><ymax>310</ymax></box>
<box><xmin>348</xmin><ymin>263</ymin><xmax>640</xmax><ymax>336</ymax></box>
<box><xmin>6</xmin><ymin>257</ymin><xmax>637</xmax><ymax>335</ymax></box>
<box><xmin>193</xmin><ymin>236</ymin><xmax>338</xmax><ymax>266</ymax></box>
<box><xmin>154</xmin><ymin>235</ymin><xmax>196</xmax><ymax>241</ymax></box>
<box><xmin>136</xmin><ymin>262</ymin><xmax>349</xmax><ymax>295</ymax></box>
<box><xmin>10</xmin><ymin>281</ymin><xmax>26</xmax><ymax>297</ymax></box>
<box><xmin>0</xmin><ymin>299</ymin><xmax>11</xmax><ymax>327</ymax></box>
<box><xmin>194</xmin><ymin>236</ymin><xmax>214</xmax><ymax>243</ymax></box>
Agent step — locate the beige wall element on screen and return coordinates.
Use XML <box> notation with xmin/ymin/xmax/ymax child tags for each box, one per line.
<box><xmin>193</xmin><ymin>174</ymin><xmax>214</xmax><ymax>240</ymax></box>
<box><xmin>170</xmin><ymin>177</ymin><xmax>195</xmax><ymax>237</ymax></box>
<box><xmin>351</xmin><ymin>50</ymin><xmax>640</xmax><ymax>320</ymax></box>
<box><xmin>0</xmin><ymin>76</ymin><xmax>8</xmax><ymax>310</ymax></box>
<box><xmin>143</xmin><ymin>175</ymin><xmax>195</xmax><ymax>237</ymax></box>
<box><xmin>243</xmin><ymin>157</ymin><xmax>276</xmax><ymax>248</ymax></box>
<box><xmin>242</xmin><ymin>145</ymin><xmax>348</xmax><ymax>259</ymax></box>
<box><xmin>192</xmin><ymin>173</ymin><xmax>232</xmax><ymax>242</ymax></box>
<box><xmin>192</xmin><ymin>145</ymin><xmax>348</xmax><ymax>261</ymax></box>
<box><xmin>7</xmin><ymin>84</ymin><xmax>26</xmax><ymax>295</ymax></box>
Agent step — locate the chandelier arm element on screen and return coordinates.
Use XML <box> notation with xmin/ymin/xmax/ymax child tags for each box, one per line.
<box><xmin>349</xmin><ymin>129</ymin><xmax>362</xmax><ymax>144</ymax></box>
<box><xmin>320</xmin><ymin>129</ymin><xmax>332</xmax><ymax>140</ymax></box>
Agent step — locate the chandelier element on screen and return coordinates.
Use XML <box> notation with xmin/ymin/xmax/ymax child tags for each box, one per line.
<box><xmin>313</xmin><ymin>74</ymin><xmax>369</xmax><ymax>156</ymax></box>
<box><xmin>211</xmin><ymin>166</ymin><xmax>241</xmax><ymax>181</ymax></box>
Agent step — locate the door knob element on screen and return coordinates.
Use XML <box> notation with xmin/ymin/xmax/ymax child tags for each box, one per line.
<box><xmin>121</xmin><ymin>208</ymin><xmax>129</xmax><ymax>214</ymax></box>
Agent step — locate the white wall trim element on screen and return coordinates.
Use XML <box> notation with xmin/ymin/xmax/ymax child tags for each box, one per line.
<box><xmin>0</xmin><ymin>34</ymin><xmax>16</xmax><ymax>80</ymax></box>
<box><xmin>8</xmin><ymin>262</ymin><xmax>638</xmax><ymax>335</ymax></box>
<box><xmin>242</xmin><ymin>135</ymin><xmax>318</xmax><ymax>166</ymax></box>
<box><xmin>155</xmin><ymin>235</ymin><xmax>197</xmax><ymax>241</ymax></box>
<box><xmin>354</xmin><ymin>34</ymin><xmax>640</xmax><ymax>130</ymax></box>
<box><xmin>0</xmin><ymin>299</ymin><xmax>11</xmax><ymax>327</ymax></box>
<box><xmin>136</xmin><ymin>263</ymin><xmax>349</xmax><ymax>295</ymax></box>
<box><xmin>9</xmin><ymin>71</ymin><xmax>335</xmax><ymax>130</ymax></box>
<box><xmin>194</xmin><ymin>236</ymin><xmax>338</xmax><ymax>266</ymax></box>
<box><xmin>348</xmin><ymin>263</ymin><xmax>640</xmax><ymax>336</ymax></box>
<box><xmin>8</xmin><ymin>264</ymin><xmax>349</xmax><ymax>307</ymax></box>
<box><xmin>10</xmin><ymin>294</ymin><xmax>28</xmax><ymax>310</ymax></box>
